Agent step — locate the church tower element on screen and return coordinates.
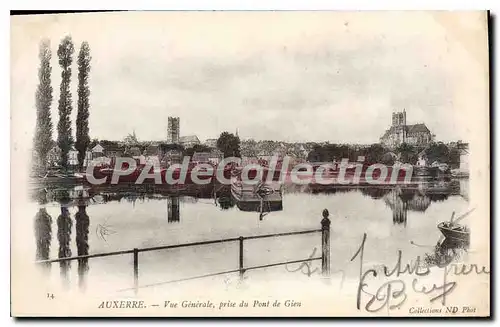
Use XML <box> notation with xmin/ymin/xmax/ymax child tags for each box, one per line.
<box><xmin>390</xmin><ymin>109</ymin><xmax>407</xmax><ymax>145</ymax></box>
<box><xmin>392</xmin><ymin>109</ymin><xmax>406</xmax><ymax>127</ymax></box>
<box><xmin>167</xmin><ymin>117</ymin><xmax>180</xmax><ymax>144</ymax></box>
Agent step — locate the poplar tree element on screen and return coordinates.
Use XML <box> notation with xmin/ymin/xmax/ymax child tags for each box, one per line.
<box><xmin>57</xmin><ymin>36</ymin><xmax>75</xmax><ymax>170</ymax></box>
<box><xmin>33</xmin><ymin>39</ymin><xmax>54</xmax><ymax>171</ymax></box>
<box><xmin>76</xmin><ymin>41</ymin><xmax>91</xmax><ymax>170</ymax></box>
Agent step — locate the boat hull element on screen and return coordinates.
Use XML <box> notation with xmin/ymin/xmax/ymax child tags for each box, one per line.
<box><xmin>438</xmin><ymin>222</ymin><xmax>470</xmax><ymax>242</ymax></box>
<box><xmin>230</xmin><ymin>178</ymin><xmax>283</xmax><ymax>212</ymax></box>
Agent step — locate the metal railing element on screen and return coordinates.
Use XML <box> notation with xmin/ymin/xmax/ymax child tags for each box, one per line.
<box><xmin>36</xmin><ymin>209</ymin><xmax>332</xmax><ymax>294</ymax></box>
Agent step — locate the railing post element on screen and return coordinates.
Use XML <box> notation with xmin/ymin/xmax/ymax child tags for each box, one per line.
<box><xmin>321</xmin><ymin>209</ymin><xmax>331</xmax><ymax>277</ymax></box>
<box><xmin>239</xmin><ymin>236</ymin><xmax>244</xmax><ymax>280</ymax></box>
<box><xmin>133</xmin><ymin>248</ymin><xmax>139</xmax><ymax>295</ymax></box>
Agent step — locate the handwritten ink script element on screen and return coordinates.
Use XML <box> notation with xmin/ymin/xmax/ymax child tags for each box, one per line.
<box><xmin>284</xmin><ymin>247</ymin><xmax>346</xmax><ymax>288</ymax></box>
<box><xmin>96</xmin><ymin>219</ymin><xmax>116</xmax><ymax>243</ymax></box>
<box><xmin>285</xmin><ymin>247</ymin><xmax>320</xmax><ymax>277</ymax></box>
<box><xmin>351</xmin><ymin>233</ymin><xmax>489</xmax><ymax>313</ymax></box>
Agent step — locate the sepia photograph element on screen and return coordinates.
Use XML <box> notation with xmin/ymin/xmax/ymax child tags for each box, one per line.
<box><xmin>10</xmin><ymin>11</ymin><xmax>490</xmax><ymax>317</ymax></box>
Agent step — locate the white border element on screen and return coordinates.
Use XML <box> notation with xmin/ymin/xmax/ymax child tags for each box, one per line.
<box><xmin>4</xmin><ymin>1</ymin><xmax>498</xmax><ymax>325</ymax></box>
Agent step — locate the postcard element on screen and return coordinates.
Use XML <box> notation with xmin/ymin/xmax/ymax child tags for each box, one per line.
<box><xmin>10</xmin><ymin>11</ymin><xmax>490</xmax><ymax>317</ymax></box>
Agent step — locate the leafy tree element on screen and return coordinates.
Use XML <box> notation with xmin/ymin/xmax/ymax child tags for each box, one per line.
<box><xmin>448</xmin><ymin>147</ymin><xmax>461</xmax><ymax>169</ymax></box>
<box><xmin>396</xmin><ymin>143</ymin><xmax>418</xmax><ymax>164</ymax></box>
<box><xmin>99</xmin><ymin>140</ymin><xmax>120</xmax><ymax>149</ymax></box>
<box><xmin>75</xmin><ymin>41</ymin><xmax>91</xmax><ymax>170</ymax></box>
<box><xmin>335</xmin><ymin>144</ymin><xmax>350</xmax><ymax>160</ymax></box>
<box><xmin>124</xmin><ymin>131</ymin><xmax>139</xmax><ymax>146</ymax></box>
<box><xmin>424</xmin><ymin>142</ymin><xmax>450</xmax><ymax>164</ymax></box>
<box><xmin>306</xmin><ymin>144</ymin><xmax>351</xmax><ymax>162</ymax></box>
<box><xmin>33</xmin><ymin>39</ymin><xmax>54</xmax><ymax>171</ymax></box>
<box><xmin>89</xmin><ymin>138</ymin><xmax>99</xmax><ymax>149</ymax></box>
<box><xmin>217</xmin><ymin>132</ymin><xmax>241</xmax><ymax>158</ymax></box>
<box><xmin>307</xmin><ymin>144</ymin><xmax>324</xmax><ymax>162</ymax></box>
<box><xmin>240</xmin><ymin>139</ymin><xmax>258</xmax><ymax>157</ymax></box>
<box><xmin>57</xmin><ymin>36</ymin><xmax>75</xmax><ymax>170</ymax></box>
<box><xmin>138</xmin><ymin>141</ymin><xmax>153</xmax><ymax>153</ymax></box>
<box><xmin>364</xmin><ymin>144</ymin><xmax>386</xmax><ymax>164</ymax></box>
<box><xmin>380</xmin><ymin>152</ymin><xmax>396</xmax><ymax>165</ymax></box>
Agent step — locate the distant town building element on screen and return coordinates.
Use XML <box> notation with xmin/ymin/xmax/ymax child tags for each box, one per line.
<box><xmin>91</xmin><ymin>144</ymin><xmax>102</xmax><ymax>152</ymax></box>
<box><xmin>83</xmin><ymin>150</ymin><xmax>93</xmax><ymax>167</ymax></box>
<box><xmin>68</xmin><ymin>146</ymin><xmax>79</xmax><ymax>168</ymax></box>
<box><xmin>46</xmin><ymin>145</ymin><xmax>80</xmax><ymax>168</ymax></box>
<box><xmin>167</xmin><ymin>117</ymin><xmax>180</xmax><ymax>144</ymax></box>
<box><xmin>416</xmin><ymin>150</ymin><xmax>427</xmax><ymax>167</ymax></box>
<box><xmin>163</xmin><ymin>150</ymin><xmax>182</xmax><ymax>166</ymax></box>
<box><xmin>458</xmin><ymin>142</ymin><xmax>469</xmax><ymax>173</ymax></box>
<box><xmin>144</xmin><ymin>144</ymin><xmax>160</xmax><ymax>157</ymax></box>
<box><xmin>103</xmin><ymin>144</ymin><xmax>124</xmax><ymax>158</ymax></box>
<box><xmin>91</xmin><ymin>144</ymin><xmax>105</xmax><ymax>158</ymax></box>
<box><xmin>47</xmin><ymin>145</ymin><xmax>61</xmax><ymax>167</ymax></box>
<box><xmin>179</xmin><ymin>135</ymin><xmax>200</xmax><ymax>148</ymax></box>
<box><xmin>204</xmin><ymin>138</ymin><xmax>218</xmax><ymax>148</ymax></box>
<box><xmin>192</xmin><ymin>150</ymin><xmax>222</xmax><ymax>165</ymax></box>
<box><xmin>241</xmin><ymin>156</ymin><xmax>260</xmax><ymax>166</ymax></box>
<box><xmin>380</xmin><ymin>110</ymin><xmax>433</xmax><ymax>147</ymax></box>
<box><xmin>191</xmin><ymin>152</ymin><xmax>210</xmax><ymax>163</ymax></box>
<box><xmin>142</xmin><ymin>144</ymin><xmax>161</xmax><ymax>165</ymax></box>
<box><xmin>209</xmin><ymin>149</ymin><xmax>223</xmax><ymax>164</ymax></box>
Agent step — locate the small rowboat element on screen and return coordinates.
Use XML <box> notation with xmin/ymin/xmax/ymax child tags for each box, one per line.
<box><xmin>438</xmin><ymin>221</ymin><xmax>470</xmax><ymax>243</ymax></box>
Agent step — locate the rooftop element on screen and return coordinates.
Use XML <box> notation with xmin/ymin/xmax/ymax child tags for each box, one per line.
<box><xmin>179</xmin><ymin>135</ymin><xmax>200</xmax><ymax>143</ymax></box>
<box><xmin>381</xmin><ymin>123</ymin><xmax>431</xmax><ymax>139</ymax></box>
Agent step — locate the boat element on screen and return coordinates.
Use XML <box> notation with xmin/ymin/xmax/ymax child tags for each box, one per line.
<box><xmin>85</xmin><ymin>158</ymin><xmax>234</xmax><ymax>186</ymax></box>
<box><xmin>230</xmin><ymin>167</ymin><xmax>283</xmax><ymax>212</ymax></box>
<box><xmin>437</xmin><ymin>221</ymin><xmax>470</xmax><ymax>243</ymax></box>
<box><xmin>30</xmin><ymin>170</ymin><xmax>85</xmax><ymax>186</ymax></box>
<box><xmin>89</xmin><ymin>166</ymin><xmax>148</xmax><ymax>183</ymax></box>
<box><xmin>414</xmin><ymin>166</ymin><xmax>432</xmax><ymax>177</ymax></box>
<box><xmin>451</xmin><ymin>169</ymin><xmax>470</xmax><ymax>178</ymax></box>
<box><xmin>307</xmin><ymin>161</ymin><xmax>416</xmax><ymax>186</ymax></box>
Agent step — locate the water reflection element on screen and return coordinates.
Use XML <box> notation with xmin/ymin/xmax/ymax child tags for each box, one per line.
<box><xmin>167</xmin><ymin>197</ymin><xmax>180</xmax><ymax>223</ymax></box>
<box><xmin>377</xmin><ymin>179</ymin><xmax>464</xmax><ymax>226</ymax></box>
<box><xmin>75</xmin><ymin>202</ymin><xmax>90</xmax><ymax>291</ymax></box>
<box><xmin>424</xmin><ymin>238</ymin><xmax>469</xmax><ymax>268</ymax></box>
<box><xmin>360</xmin><ymin>187</ymin><xmax>390</xmax><ymax>199</ymax></box>
<box><xmin>34</xmin><ymin>208</ymin><xmax>52</xmax><ymax>271</ymax></box>
<box><xmin>57</xmin><ymin>205</ymin><xmax>72</xmax><ymax>288</ymax></box>
<box><xmin>32</xmin><ymin>179</ymin><xmax>467</xmax><ymax>228</ymax></box>
<box><xmin>30</xmin><ymin>178</ymin><xmax>469</xmax><ymax>292</ymax></box>
<box><xmin>216</xmin><ymin>187</ymin><xmax>236</xmax><ymax>210</ymax></box>
<box><xmin>383</xmin><ymin>188</ymin><xmax>410</xmax><ymax>226</ymax></box>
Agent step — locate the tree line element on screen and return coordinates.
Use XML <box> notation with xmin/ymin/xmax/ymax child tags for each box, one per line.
<box><xmin>307</xmin><ymin>141</ymin><xmax>462</xmax><ymax>168</ymax></box>
<box><xmin>33</xmin><ymin>36</ymin><xmax>91</xmax><ymax>173</ymax></box>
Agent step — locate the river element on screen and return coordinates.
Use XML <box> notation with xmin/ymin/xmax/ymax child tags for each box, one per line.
<box><xmin>30</xmin><ymin>178</ymin><xmax>470</xmax><ymax>296</ymax></box>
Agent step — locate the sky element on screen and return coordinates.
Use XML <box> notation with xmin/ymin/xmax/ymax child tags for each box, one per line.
<box><xmin>11</xmin><ymin>11</ymin><xmax>488</xmax><ymax>146</ymax></box>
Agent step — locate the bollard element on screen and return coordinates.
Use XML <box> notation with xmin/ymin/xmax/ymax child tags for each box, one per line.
<box><xmin>321</xmin><ymin>209</ymin><xmax>331</xmax><ymax>277</ymax></box>
<box><xmin>133</xmin><ymin>248</ymin><xmax>139</xmax><ymax>295</ymax></box>
<box><xmin>239</xmin><ymin>236</ymin><xmax>245</xmax><ymax>280</ymax></box>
